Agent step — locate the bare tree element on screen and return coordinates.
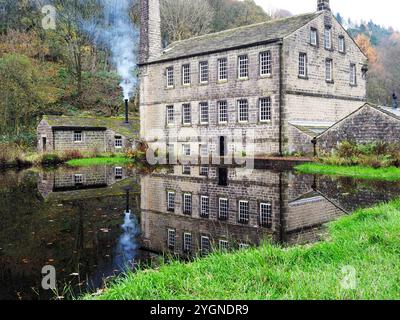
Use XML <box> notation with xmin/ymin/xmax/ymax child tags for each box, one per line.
<box><xmin>161</xmin><ymin>0</ymin><xmax>214</xmax><ymax>43</ymax></box>
<box><xmin>265</xmin><ymin>7</ymin><xmax>292</xmax><ymax>20</ymax></box>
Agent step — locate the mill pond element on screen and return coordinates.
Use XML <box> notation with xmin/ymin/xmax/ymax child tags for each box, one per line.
<box><xmin>0</xmin><ymin>164</ymin><xmax>399</xmax><ymax>300</ymax></box>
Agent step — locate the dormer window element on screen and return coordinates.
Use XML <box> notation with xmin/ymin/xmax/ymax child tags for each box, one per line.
<box><xmin>310</xmin><ymin>28</ymin><xmax>318</xmax><ymax>46</ymax></box>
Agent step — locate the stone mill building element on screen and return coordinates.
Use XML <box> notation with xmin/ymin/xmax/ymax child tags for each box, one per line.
<box><xmin>138</xmin><ymin>0</ymin><xmax>368</xmax><ymax>159</ymax></box>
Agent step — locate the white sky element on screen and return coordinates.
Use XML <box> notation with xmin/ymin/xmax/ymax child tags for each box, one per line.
<box><xmin>254</xmin><ymin>0</ymin><xmax>400</xmax><ymax>31</ymax></box>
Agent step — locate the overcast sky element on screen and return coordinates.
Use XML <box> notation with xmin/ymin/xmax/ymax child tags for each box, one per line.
<box><xmin>254</xmin><ymin>0</ymin><xmax>400</xmax><ymax>31</ymax></box>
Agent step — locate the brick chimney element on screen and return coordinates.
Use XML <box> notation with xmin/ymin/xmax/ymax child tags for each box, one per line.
<box><xmin>317</xmin><ymin>0</ymin><xmax>330</xmax><ymax>11</ymax></box>
<box><xmin>139</xmin><ymin>0</ymin><xmax>162</xmax><ymax>64</ymax></box>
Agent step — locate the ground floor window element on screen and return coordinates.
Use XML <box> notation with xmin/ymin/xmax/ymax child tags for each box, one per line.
<box><xmin>74</xmin><ymin>131</ymin><xmax>82</xmax><ymax>143</ymax></box>
<box><xmin>201</xmin><ymin>236</ymin><xmax>211</xmax><ymax>253</ymax></box>
<box><xmin>115</xmin><ymin>136</ymin><xmax>123</xmax><ymax>148</ymax></box>
<box><xmin>115</xmin><ymin>167</ymin><xmax>123</xmax><ymax>179</ymax></box>
<box><xmin>219</xmin><ymin>240</ymin><xmax>229</xmax><ymax>251</ymax></box>
<box><xmin>260</xmin><ymin>202</ymin><xmax>272</xmax><ymax>228</ymax></box>
<box><xmin>219</xmin><ymin>198</ymin><xmax>229</xmax><ymax>220</ymax></box>
<box><xmin>200</xmin><ymin>166</ymin><xmax>209</xmax><ymax>177</ymax></box>
<box><xmin>167</xmin><ymin>229</ymin><xmax>176</xmax><ymax>249</ymax></box>
<box><xmin>238</xmin><ymin>200</ymin><xmax>250</xmax><ymax>224</ymax></box>
<box><xmin>182</xmin><ymin>165</ymin><xmax>191</xmax><ymax>175</ymax></box>
<box><xmin>183</xmin><ymin>193</ymin><xmax>192</xmax><ymax>215</ymax></box>
<box><xmin>74</xmin><ymin>174</ymin><xmax>83</xmax><ymax>185</ymax></box>
<box><xmin>183</xmin><ymin>233</ymin><xmax>193</xmax><ymax>253</ymax></box>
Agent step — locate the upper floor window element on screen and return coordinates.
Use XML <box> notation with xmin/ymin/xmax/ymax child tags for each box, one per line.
<box><xmin>218</xmin><ymin>58</ymin><xmax>228</xmax><ymax>81</ymax></box>
<box><xmin>199</xmin><ymin>102</ymin><xmax>209</xmax><ymax>124</ymax></box>
<box><xmin>115</xmin><ymin>136</ymin><xmax>123</xmax><ymax>148</ymax></box>
<box><xmin>166</xmin><ymin>66</ymin><xmax>174</xmax><ymax>87</ymax></box>
<box><xmin>218</xmin><ymin>101</ymin><xmax>228</xmax><ymax>124</ymax></box>
<box><xmin>339</xmin><ymin>36</ymin><xmax>346</xmax><ymax>53</ymax></box>
<box><xmin>182</xmin><ymin>144</ymin><xmax>191</xmax><ymax>156</ymax></box>
<box><xmin>238</xmin><ymin>55</ymin><xmax>249</xmax><ymax>79</ymax></box>
<box><xmin>200</xmin><ymin>196</ymin><xmax>210</xmax><ymax>218</ymax></box>
<box><xmin>260</xmin><ymin>202</ymin><xmax>272</xmax><ymax>228</ymax></box>
<box><xmin>324</xmin><ymin>26</ymin><xmax>332</xmax><ymax>50</ymax></box>
<box><xmin>310</xmin><ymin>27</ymin><xmax>318</xmax><ymax>46</ymax></box>
<box><xmin>199</xmin><ymin>61</ymin><xmax>209</xmax><ymax>84</ymax></box>
<box><xmin>238</xmin><ymin>99</ymin><xmax>249</xmax><ymax>123</ymax></box>
<box><xmin>200</xmin><ymin>165</ymin><xmax>209</xmax><ymax>177</ymax></box>
<box><xmin>167</xmin><ymin>191</ymin><xmax>175</xmax><ymax>212</ymax></box>
<box><xmin>350</xmin><ymin>63</ymin><xmax>357</xmax><ymax>85</ymax></box>
<box><xmin>298</xmin><ymin>53</ymin><xmax>307</xmax><ymax>78</ymax></box>
<box><xmin>238</xmin><ymin>200</ymin><xmax>250</xmax><ymax>224</ymax></box>
<box><xmin>260</xmin><ymin>51</ymin><xmax>272</xmax><ymax>76</ymax></box>
<box><xmin>183</xmin><ymin>193</ymin><xmax>192</xmax><ymax>215</ymax></box>
<box><xmin>200</xmin><ymin>144</ymin><xmax>209</xmax><ymax>158</ymax></box>
<box><xmin>259</xmin><ymin>97</ymin><xmax>272</xmax><ymax>122</ymax></box>
<box><xmin>166</xmin><ymin>105</ymin><xmax>175</xmax><ymax>125</ymax></box>
<box><xmin>219</xmin><ymin>198</ymin><xmax>228</xmax><ymax>220</ymax></box>
<box><xmin>182</xmin><ymin>104</ymin><xmax>192</xmax><ymax>125</ymax></box>
<box><xmin>182</xmin><ymin>64</ymin><xmax>191</xmax><ymax>85</ymax></box>
<box><xmin>326</xmin><ymin>59</ymin><xmax>333</xmax><ymax>82</ymax></box>
<box><xmin>74</xmin><ymin>131</ymin><xmax>82</xmax><ymax>143</ymax></box>
<box><xmin>182</xmin><ymin>165</ymin><xmax>191</xmax><ymax>175</ymax></box>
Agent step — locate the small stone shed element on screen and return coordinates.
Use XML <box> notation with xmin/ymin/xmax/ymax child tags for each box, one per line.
<box><xmin>316</xmin><ymin>103</ymin><xmax>400</xmax><ymax>154</ymax></box>
<box><xmin>37</xmin><ymin>115</ymin><xmax>138</xmax><ymax>153</ymax></box>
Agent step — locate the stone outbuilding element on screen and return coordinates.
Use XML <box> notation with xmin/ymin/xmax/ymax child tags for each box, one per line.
<box><xmin>316</xmin><ymin>103</ymin><xmax>400</xmax><ymax>154</ymax></box>
<box><xmin>37</xmin><ymin>115</ymin><xmax>138</xmax><ymax>153</ymax></box>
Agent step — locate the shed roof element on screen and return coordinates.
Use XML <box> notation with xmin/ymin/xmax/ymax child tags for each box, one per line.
<box><xmin>42</xmin><ymin>115</ymin><xmax>138</xmax><ymax>139</ymax></box>
<box><xmin>148</xmin><ymin>12</ymin><xmax>322</xmax><ymax>64</ymax></box>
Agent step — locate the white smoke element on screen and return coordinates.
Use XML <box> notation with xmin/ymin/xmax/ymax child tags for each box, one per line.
<box><xmin>81</xmin><ymin>0</ymin><xmax>138</xmax><ymax>101</ymax></box>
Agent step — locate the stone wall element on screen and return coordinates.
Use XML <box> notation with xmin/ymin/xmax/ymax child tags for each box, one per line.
<box><xmin>37</xmin><ymin>120</ymin><xmax>54</xmax><ymax>152</ymax></box>
<box><xmin>287</xmin><ymin>125</ymin><xmax>314</xmax><ymax>155</ymax></box>
<box><xmin>317</xmin><ymin>105</ymin><xmax>400</xmax><ymax>154</ymax></box>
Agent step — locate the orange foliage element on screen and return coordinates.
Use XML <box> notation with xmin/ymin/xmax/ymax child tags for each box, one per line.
<box><xmin>355</xmin><ymin>34</ymin><xmax>378</xmax><ymax>64</ymax></box>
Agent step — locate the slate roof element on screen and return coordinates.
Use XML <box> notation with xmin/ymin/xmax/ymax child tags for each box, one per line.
<box><xmin>42</xmin><ymin>115</ymin><xmax>138</xmax><ymax>139</ymax></box>
<box><xmin>148</xmin><ymin>12</ymin><xmax>322</xmax><ymax>64</ymax></box>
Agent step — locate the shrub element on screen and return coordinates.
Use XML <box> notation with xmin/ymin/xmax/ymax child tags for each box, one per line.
<box><xmin>62</xmin><ymin>150</ymin><xmax>83</xmax><ymax>161</ymax></box>
<box><xmin>39</xmin><ymin>153</ymin><xmax>62</xmax><ymax>165</ymax></box>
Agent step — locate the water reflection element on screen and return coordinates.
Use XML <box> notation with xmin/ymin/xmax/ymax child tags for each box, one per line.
<box><xmin>0</xmin><ymin>164</ymin><xmax>399</xmax><ymax>300</ymax></box>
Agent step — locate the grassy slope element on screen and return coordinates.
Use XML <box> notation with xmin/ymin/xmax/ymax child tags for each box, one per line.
<box><xmin>67</xmin><ymin>157</ymin><xmax>131</xmax><ymax>167</ymax></box>
<box><xmin>295</xmin><ymin>163</ymin><xmax>400</xmax><ymax>181</ymax></box>
<box><xmin>87</xmin><ymin>199</ymin><xmax>400</xmax><ymax>300</ymax></box>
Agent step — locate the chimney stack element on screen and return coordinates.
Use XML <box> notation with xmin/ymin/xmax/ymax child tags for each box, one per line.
<box><xmin>317</xmin><ymin>0</ymin><xmax>330</xmax><ymax>11</ymax></box>
<box><xmin>125</xmin><ymin>99</ymin><xmax>129</xmax><ymax>123</ymax></box>
<box><xmin>139</xmin><ymin>0</ymin><xmax>162</xmax><ymax>64</ymax></box>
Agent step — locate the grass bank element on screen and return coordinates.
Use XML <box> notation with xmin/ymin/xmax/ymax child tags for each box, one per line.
<box><xmin>85</xmin><ymin>199</ymin><xmax>400</xmax><ymax>300</ymax></box>
<box><xmin>66</xmin><ymin>156</ymin><xmax>132</xmax><ymax>167</ymax></box>
<box><xmin>295</xmin><ymin>163</ymin><xmax>400</xmax><ymax>181</ymax></box>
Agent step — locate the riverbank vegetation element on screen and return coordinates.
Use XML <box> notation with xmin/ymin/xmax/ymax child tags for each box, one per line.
<box><xmin>85</xmin><ymin>198</ymin><xmax>400</xmax><ymax>300</ymax></box>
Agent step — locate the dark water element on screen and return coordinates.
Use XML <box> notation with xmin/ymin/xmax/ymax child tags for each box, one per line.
<box><xmin>0</xmin><ymin>164</ymin><xmax>399</xmax><ymax>300</ymax></box>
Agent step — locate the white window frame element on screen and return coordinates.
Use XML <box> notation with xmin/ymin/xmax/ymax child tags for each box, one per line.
<box><xmin>183</xmin><ymin>193</ymin><xmax>192</xmax><ymax>215</ymax></box>
<box><xmin>183</xmin><ymin>233</ymin><xmax>192</xmax><ymax>253</ymax></box>
<box><xmin>238</xmin><ymin>200</ymin><xmax>250</xmax><ymax>224</ymax></box>
<box><xmin>324</xmin><ymin>26</ymin><xmax>332</xmax><ymax>50</ymax></box>
<box><xmin>238</xmin><ymin>55</ymin><xmax>249</xmax><ymax>79</ymax></box>
<box><xmin>167</xmin><ymin>191</ymin><xmax>175</xmax><ymax>212</ymax></box>
<box><xmin>182</xmin><ymin>165</ymin><xmax>191</xmax><ymax>175</ymax></box>
<box><xmin>218</xmin><ymin>58</ymin><xmax>228</xmax><ymax>81</ymax></box>
<box><xmin>182</xmin><ymin>144</ymin><xmax>191</xmax><ymax>157</ymax></box>
<box><xmin>200</xmin><ymin>236</ymin><xmax>211</xmax><ymax>253</ymax></box>
<box><xmin>298</xmin><ymin>53</ymin><xmax>307</xmax><ymax>78</ymax></box>
<box><xmin>219</xmin><ymin>240</ymin><xmax>229</xmax><ymax>251</ymax></box>
<box><xmin>238</xmin><ymin>99</ymin><xmax>249</xmax><ymax>123</ymax></box>
<box><xmin>339</xmin><ymin>36</ymin><xmax>346</xmax><ymax>53</ymax></box>
<box><xmin>260</xmin><ymin>202</ymin><xmax>272</xmax><ymax>228</ymax></box>
<box><xmin>260</xmin><ymin>51</ymin><xmax>272</xmax><ymax>76</ymax></box>
<box><xmin>166</xmin><ymin>66</ymin><xmax>174</xmax><ymax>87</ymax></box>
<box><xmin>167</xmin><ymin>229</ymin><xmax>176</xmax><ymax>249</ymax></box>
<box><xmin>73</xmin><ymin>131</ymin><xmax>83</xmax><ymax>143</ymax></box>
<box><xmin>239</xmin><ymin>243</ymin><xmax>250</xmax><ymax>250</ymax></box>
<box><xmin>200</xmin><ymin>144</ymin><xmax>209</xmax><ymax>158</ymax></box>
<box><xmin>310</xmin><ymin>28</ymin><xmax>318</xmax><ymax>46</ymax></box>
<box><xmin>115</xmin><ymin>136</ymin><xmax>123</xmax><ymax>148</ymax></box>
<box><xmin>326</xmin><ymin>59</ymin><xmax>333</xmax><ymax>82</ymax></box>
<box><xmin>200</xmin><ymin>165</ymin><xmax>209</xmax><ymax>177</ymax></box>
<box><xmin>259</xmin><ymin>97</ymin><xmax>272</xmax><ymax>122</ymax></box>
<box><xmin>166</xmin><ymin>105</ymin><xmax>175</xmax><ymax>126</ymax></box>
<box><xmin>350</xmin><ymin>63</ymin><xmax>357</xmax><ymax>85</ymax></box>
<box><xmin>115</xmin><ymin>167</ymin><xmax>123</xmax><ymax>178</ymax></box>
<box><xmin>218</xmin><ymin>198</ymin><xmax>229</xmax><ymax>220</ymax></box>
<box><xmin>182</xmin><ymin>64</ymin><xmax>191</xmax><ymax>86</ymax></box>
<box><xmin>74</xmin><ymin>174</ymin><xmax>83</xmax><ymax>185</ymax></box>
<box><xmin>199</xmin><ymin>102</ymin><xmax>209</xmax><ymax>125</ymax></box>
<box><xmin>218</xmin><ymin>101</ymin><xmax>228</xmax><ymax>124</ymax></box>
<box><xmin>182</xmin><ymin>104</ymin><xmax>192</xmax><ymax>125</ymax></box>
<box><xmin>199</xmin><ymin>61</ymin><xmax>209</xmax><ymax>84</ymax></box>
<box><xmin>200</xmin><ymin>195</ymin><xmax>210</xmax><ymax>217</ymax></box>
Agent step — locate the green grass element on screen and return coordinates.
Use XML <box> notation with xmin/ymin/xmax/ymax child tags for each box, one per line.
<box><xmin>295</xmin><ymin>163</ymin><xmax>400</xmax><ymax>181</ymax></box>
<box><xmin>84</xmin><ymin>199</ymin><xmax>400</xmax><ymax>300</ymax></box>
<box><xmin>67</xmin><ymin>157</ymin><xmax>132</xmax><ymax>167</ymax></box>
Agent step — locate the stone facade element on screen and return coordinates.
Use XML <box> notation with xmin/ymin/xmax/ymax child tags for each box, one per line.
<box><xmin>139</xmin><ymin>0</ymin><xmax>367</xmax><ymax>158</ymax></box>
<box><xmin>317</xmin><ymin>104</ymin><xmax>400</xmax><ymax>154</ymax></box>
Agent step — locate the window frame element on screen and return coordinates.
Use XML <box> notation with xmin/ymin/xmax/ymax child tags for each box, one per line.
<box><xmin>219</xmin><ymin>240</ymin><xmax>229</xmax><ymax>251</ymax></box>
<box><xmin>237</xmin><ymin>99</ymin><xmax>249</xmax><ymax>123</ymax></box>
<box><xmin>259</xmin><ymin>97</ymin><xmax>272</xmax><ymax>122</ymax></box>
<box><xmin>238</xmin><ymin>200</ymin><xmax>250</xmax><ymax>224</ymax></box>
<box><xmin>183</xmin><ymin>193</ymin><xmax>192</xmax><ymax>215</ymax></box>
<box><xmin>182</xmin><ymin>104</ymin><xmax>192</xmax><ymax>125</ymax></box>
<box><xmin>338</xmin><ymin>36</ymin><xmax>346</xmax><ymax>53</ymax></box>
<box><xmin>166</xmin><ymin>105</ymin><xmax>175</xmax><ymax>126</ymax></box>
<box><xmin>260</xmin><ymin>202</ymin><xmax>272</xmax><ymax>228</ymax></box>
<box><xmin>218</xmin><ymin>101</ymin><xmax>228</xmax><ymax>124</ymax></box>
<box><xmin>218</xmin><ymin>58</ymin><xmax>228</xmax><ymax>81</ymax></box>
<box><xmin>167</xmin><ymin>191</ymin><xmax>175</xmax><ymax>212</ymax></box>
<box><xmin>183</xmin><ymin>232</ymin><xmax>193</xmax><ymax>253</ymax></box>
<box><xmin>237</xmin><ymin>55</ymin><xmax>249</xmax><ymax>79</ymax></box>
<box><xmin>350</xmin><ymin>63</ymin><xmax>357</xmax><ymax>86</ymax></box>
<box><xmin>182</xmin><ymin>144</ymin><xmax>191</xmax><ymax>157</ymax></box>
<box><xmin>260</xmin><ymin>51</ymin><xmax>272</xmax><ymax>77</ymax></box>
<box><xmin>114</xmin><ymin>135</ymin><xmax>123</xmax><ymax>148</ymax></box>
<box><xmin>200</xmin><ymin>195</ymin><xmax>210</xmax><ymax>218</ymax></box>
<box><xmin>218</xmin><ymin>198</ymin><xmax>229</xmax><ymax>221</ymax></box>
<box><xmin>324</xmin><ymin>26</ymin><xmax>332</xmax><ymax>50</ymax></box>
<box><xmin>310</xmin><ymin>27</ymin><xmax>318</xmax><ymax>46</ymax></box>
<box><xmin>73</xmin><ymin>131</ymin><xmax>83</xmax><ymax>143</ymax></box>
<box><xmin>199</xmin><ymin>61</ymin><xmax>209</xmax><ymax>84</ymax></box>
<box><xmin>199</xmin><ymin>102</ymin><xmax>209</xmax><ymax>125</ymax></box>
<box><xmin>200</xmin><ymin>235</ymin><xmax>211</xmax><ymax>253</ymax></box>
<box><xmin>114</xmin><ymin>167</ymin><xmax>123</xmax><ymax>179</ymax></box>
<box><xmin>182</xmin><ymin>64</ymin><xmax>191</xmax><ymax>86</ymax></box>
<box><xmin>166</xmin><ymin>66</ymin><xmax>174</xmax><ymax>88</ymax></box>
<box><xmin>182</xmin><ymin>165</ymin><xmax>191</xmax><ymax>175</ymax></box>
<box><xmin>325</xmin><ymin>58</ymin><xmax>333</xmax><ymax>82</ymax></box>
<box><xmin>167</xmin><ymin>229</ymin><xmax>176</xmax><ymax>249</ymax></box>
<box><xmin>74</xmin><ymin>174</ymin><xmax>83</xmax><ymax>185</ymax></box>
<box><xmin>200</xmin><ymin>165</ymin><xmax>209</xmax><ymax>177</ymax></box>
<box><xmin>298</xmin><ymin>53</ymin><xmax>308</xmax><ymax>78</ymax></box>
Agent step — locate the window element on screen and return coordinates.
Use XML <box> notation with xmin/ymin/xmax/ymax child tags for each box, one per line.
<box><xmin>74</xmin><ymin>131</ymin><xmax>82</xmax><ymax>143</ymax></box>
<box><xmin>238</xmin><ymin>55</ymin><xmax>249</xmax><ymax>79</ymax></box>
<box><xmin>218</xmin><ymin>58</ymin><xmax>228</xmax><ymax>81</ymax></box>
<box><xmin>219</xmin><ymin>198</ymin><xmax>228</xmax><ymax>220</ymax></box>
<box><xmin>326</xmin><ymin>59</ymin><xmax>333</xmax><ymax>82</ymax></box>
<box><xmin>350</xmin><ymin>64</ymin><xmax>357</xmax><ymax>85</ymax></box>
<box><xmin>166</xmin><ymin>105</ymin><xmax>175</xmax><ymax>125</ymax></box>
<box><xmin>260</xmin><ymin>203</ymin><xmax>272</xmax><ymax>228</ymax></box>
<box><xmin>115</xmin><ymin>167</ymin><xmax>123</xmax><ymax>179</ymax></box>
<box><xmin>200</xmin><ymin>196</ymin><xmax>210</xmax><ymax>218</ymax></box>
<box><xmin>219</xmin><ymin>240</ymin><xmax>229</xmax><ymax>251</ymax></box>
<box><xmin>183</xmin><ymin>193</ymin><xmax>192</xmax><ymax>215</ymax></box>
<box><xmin>239</xmin><ymin>243</ymin><xmax>250</xmax><ymax>250</ymax></box>
<box><xmin>182</xmin><ymin>104</ymin><xmax>191</xmax><ymax>125</ymax></box>
<box><xmin>182</xmin><ymin>144</ymin><xmax>191</xmax><ymax>156</ymax></box>
<box><xmin>218</xmin><ymin>101</ymin><xmax>228</xmax><ymax>124</ymax></box>
<box><xmin>199</xmin><ymin>102</ymin><xmax>209</xmax><ymax>124</ymax></box>
<box><xmin>298</xmin><ymin>53</ymin><xmax>307</xmax><ymax>77</ymax></box>
<box><xmin>339</xmin><ymin>36</ymin><xmax>345</xmax><ymax>53</ymax></box>
<box><xmin>238</xmin><ymin>200</ymin><xmax>250</xmax><ymax>224</ymax></box>
<box><xmin>199</xmin><ymin>61</ymin><xmax>209</xmax><ymax>83</ymax></box>
<box><xmin>259</xmin><ymin>97</ymin><xmax>272</xmax><ymax>122</ymax></box>
<box><xmin>182</xmin><ymin>64</ymin><xmax>190</xmax><ymax>85</ymax></box>
<box><xmin>310</xmin><ymin>28</ymin><xmax>318</xmax><ymax>46</ymax></box>
<box><xmin>260</xmin><ymin>51</ymin><xmax>272</xmax><ymax>76</ymax></box>
<box><xmin>200</xmin><ymin>166</ymin><xmax>209</xmax><ymax>177</ymax></box>
<box><xmin>115</xmin><ymin>136</ymin><xmax>123</xmax><ymax>148</ymax></box>
<box><xmin>183</xmin><ymin>233</ymin><xmax>192</xmax><ymax>253</ymax></box>
<box><xmin>324</xmin><ymin>26</ymin><xmax>332</xmax><ymax>49</ymax></box>
<box><xmin>166</xmin><ymin>66</ymin><xmax>174</xmax><ymax>87</ymax></box>
<box><xmin>200</xmin><ymin>144</ymin><xmax>209</xmax><ymax>158</ymax></box>
<box><xmin>74</xmin><ymin>174</ymin><xmax>83</xmax><ymax>185</ymax></box>
<box><xmin>200</xmin><ymin>236</ymin><xmax>211</xmax><ymax>253</ymax></box>
<box><xmin>238</xmin><ymin>100</ymin><xmax>249</xmax><ymax>123</ymax></box>
<box><xmin>182</xmin><ymin>165</ymin><xmax>191</xmax><ymax>175</ymax></box>
<box><xmin>167</xmin><ymin>229</ymin><xmax>176</xmax><ymax>249</ymax></box>
<box><xmin>167</xmin><ymin>144</ymin><xmax>175</xmax><ymax>162</ymax></box>
<box><xmin>167</xmin><ymin>191</ymin><xmax>175</xmax><ymax>212</ymax></box>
